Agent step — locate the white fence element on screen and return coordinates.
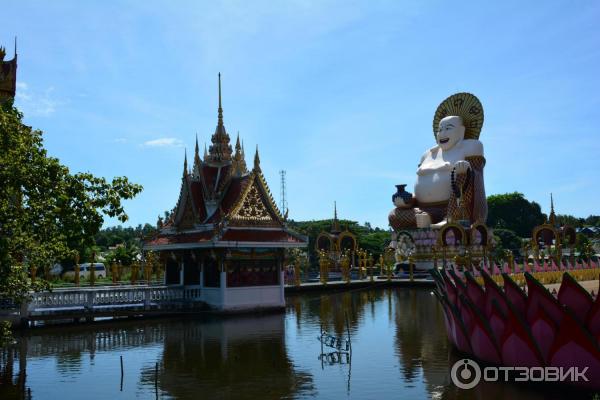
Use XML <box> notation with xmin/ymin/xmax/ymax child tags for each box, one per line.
<box><xmin>14</xmin><ymin>285</ymin><xmax>204</xmax><ymax>318</ymax></box>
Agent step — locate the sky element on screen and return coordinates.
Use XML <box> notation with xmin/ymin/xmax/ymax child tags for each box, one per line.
<box><xmin>2</xmin><ymin>1</ymin><xmax>599</xmax><ymax>229</ymax></box>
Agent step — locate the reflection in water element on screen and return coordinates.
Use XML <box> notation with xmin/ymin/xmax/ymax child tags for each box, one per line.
<box><xmin>1</xmin><ymin>288</ymin><xmax>595</xmax><ymax>400</ymax></box>
<box><xmin>150</xmin><ymin>314</ymin><xmax>314</xmax><ymax>399</ymax></box>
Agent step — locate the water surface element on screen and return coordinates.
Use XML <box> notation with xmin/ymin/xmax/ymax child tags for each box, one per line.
<box><xmin>0</xmin><ymin>288</ymin><xmax>592</xmax><ymax>399</ymax></box>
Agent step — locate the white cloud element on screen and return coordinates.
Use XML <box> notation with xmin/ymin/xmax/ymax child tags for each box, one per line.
<box><xmin>143</xmin><ymin>137</ymin><xmax>184</xmax><ymax>148</ymax></box>
<box><xmin>14</xmin><ymin>82</ymin><xmax>59</xmax><ymax>117</ymax></box>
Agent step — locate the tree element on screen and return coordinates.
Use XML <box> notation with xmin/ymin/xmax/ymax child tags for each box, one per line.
<box><xmin>0</xmin><ymin>102</ymin><xmax>142</xmax><ymax>342</ymax></box>
<box><xmin>104</xmin><ymin>243</ymin><xmax>140</xmax><ymax>266</ymax></box>
<box><xmin>487</xmin><ymin>192</ymin><xmax>546</xmax><ymax>237</ymax></box>
<box><xmin>491</xmin><ymin>228</ymin><xmax>523</xmax><ymax>262</ymax></box>
<box><xmin>556</xmin><ymin>214</ymin><xmax>584</xmax><ymax>228</ymax></box>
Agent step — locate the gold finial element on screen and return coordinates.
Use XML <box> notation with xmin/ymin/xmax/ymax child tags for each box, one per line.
<box><xmin>235</xmin><ymin>132</ymin><xmax>241</xmax><ymax>152</ymax></box>
<box><xmin>183</xmin><ymin>148</ymin><xmax>188</xmax><ymax>178</ymax></box>
<box><xmin>549</xmin><ymin>193</ymin><xmax>557</xmax><ymax>226</ymax></box>
<box><xmin>332</xmin><ymin>201</ymin><xmax>341</xmax><ymax>233</ymax></box>
<box><xmin>254</xmin><ymin>145</ymin><xmax>260</xmax><ymax>170</ymax></box>
<box><xmin>218</xmin><ymin>72</ymin><xmax>223</xmax><ymax>127</ymax></box>
<box><xmin>207</xmin><ymin>72</ymin><xmax>232</xmax><ymax>162</ymax></box>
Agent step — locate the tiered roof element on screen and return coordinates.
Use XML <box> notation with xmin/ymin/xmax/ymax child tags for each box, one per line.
<box><xmin>145</xmin><ymin>75</ymin><xmax>306</xmax><ymax>251</ymax></box>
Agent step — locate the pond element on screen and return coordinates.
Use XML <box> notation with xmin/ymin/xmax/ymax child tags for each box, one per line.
<box><xmin>0</xmin><ymin>288</ymin><xmax>591</xmax><ymax>399</ymax></box>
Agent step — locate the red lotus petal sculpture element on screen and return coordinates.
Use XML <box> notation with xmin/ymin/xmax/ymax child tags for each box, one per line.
<box><xmin>431</xmin><ymin>268</ymin><xmax>600</xmax><ymax>390</ymax></box>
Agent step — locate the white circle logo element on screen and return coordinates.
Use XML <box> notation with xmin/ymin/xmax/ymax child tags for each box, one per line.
<box><xmin>450</xmin><ymin>359</ymin><xmax>481</xmax><ymax>389</ymax></box>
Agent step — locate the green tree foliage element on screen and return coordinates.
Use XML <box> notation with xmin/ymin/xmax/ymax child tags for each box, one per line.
<box><xmin>584</xmin><ymin>215</ymin><xmax>600</xmax><ymax>227</ymax></box>
<box><xmin>0</xmin><ymin>102</ymin><xmax>142</xmax><ymax>341</ymax></box>
<box><xmin>575</xmin><ymin>233</ymin><xmax>590</xmax><ymax>256</ymax></box>
<box><xmin>94</xmin><ymin>224</ymin><xmax>156</xmax><ymax>251</ymax></box>
<box><xmin>556</xmin><ymin>214</ymin><xmax>584</xmax><ymax>228</ymax></box>
<box><xmin>490</xmin><ymin>228</ymin><xmax>524</xmax><ymax>262</ymax></box>
<box><xmin>487</xmin><ymin>192</ymin><xmax>546</xmax><ymax>237</ymax></box>
<box><xmin>104</xmin><ymin>243</ymin><xmax>140</xmax><ymax>266</ymax></box>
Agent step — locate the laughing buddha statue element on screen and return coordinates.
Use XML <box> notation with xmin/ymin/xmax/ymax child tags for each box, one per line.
<box><xmin>388</xmin><ymin>93</ymin><xmax>488</xmax><ymax>230</ymax></box>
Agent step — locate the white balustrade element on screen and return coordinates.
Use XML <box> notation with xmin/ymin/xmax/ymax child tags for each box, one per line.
<box><xmin>21</xmin><ymin>285</ymin><xmax>195</xmax><ymax>316</ymax></box>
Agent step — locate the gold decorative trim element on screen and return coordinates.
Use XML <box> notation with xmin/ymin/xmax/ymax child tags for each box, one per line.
<box><xmin>227</xmin><ymin>171</ymin><xmax>284</xmax><ymax>224</ymax></box>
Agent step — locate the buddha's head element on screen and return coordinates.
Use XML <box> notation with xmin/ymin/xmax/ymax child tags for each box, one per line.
<box><xmin>436</xmin><ymin>116</ymin><xmax>465</xmax><ymax>151</ymax></box>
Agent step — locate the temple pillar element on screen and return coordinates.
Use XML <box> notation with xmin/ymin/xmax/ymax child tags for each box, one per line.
<box><xmin>279</xmin><ymin>253</ymin><xmax>285</xmax><ymax>305</ymax></box>
<box><xmin>220</xmin><ymin>256</ymin><xmax>227</xmax><ymax>309</ymax></box>
<box><xmin>179</xmin><ymin>259</ymin><xmax>184</xmax><ymax>286</ymax></box>
<box><xmin>199</xmin><ymin>258</ymin><xmax>204</xmax><ymax>288</ymax></box>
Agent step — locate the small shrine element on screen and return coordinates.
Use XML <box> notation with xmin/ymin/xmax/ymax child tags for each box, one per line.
<box><xmin>144</xmin><ymin>74</ymin><xmax>307</xmax><ymax>311</ymax></box>
<box><xmin>315</xmin><ymin>203</ymin><xmax>357</xmax><ymax>281</ymax></box>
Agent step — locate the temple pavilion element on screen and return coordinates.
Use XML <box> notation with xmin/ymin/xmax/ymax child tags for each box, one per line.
<box><xmin>144</xmin><ymin>74</ymin><xmax>307</xmax><ymax>311</ymax></box>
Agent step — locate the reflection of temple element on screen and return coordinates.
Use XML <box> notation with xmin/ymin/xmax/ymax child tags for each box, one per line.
<box><xmin>151</xmin><ymin>314</ymin><xmax>314</xmax><ymax>399</ymax></box>
<box><xmin>144</xmin><ymin>75</ymin><xmax>307</xmax><ymax>310</ymax></box>
<box><xmin>0</xmin><ymin>316</ymin><xmax>314</xmax><ymax>400</ymax></box>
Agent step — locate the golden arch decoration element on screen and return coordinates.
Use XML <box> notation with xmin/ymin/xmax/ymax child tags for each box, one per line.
<box><xmin>338</xmin><ymin>231</ymin><xmax>358</xmax><ymax>252</ymax></box>
<box><xmin>316</xmin><ymin>233</ymin><xmax>333</xmax><ymax>252</ymax></box>
<box><xmin>532</xmin><ymin>224</ymin><xmax>561</xmax><ymax>249</ymax></box>
<box><xmin>470</xmin><ymin>223</ymin><xmax>489</xmax><ymax>247</ymax></box>
<box><xmin>437</xmin><ymin>223</ymin><xmax>468</xmax><ymax>247</ymax></box>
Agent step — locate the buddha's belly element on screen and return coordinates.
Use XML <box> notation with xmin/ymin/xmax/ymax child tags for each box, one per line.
<box><xmin>414</xmin><ymin>171</ymin><xmax>451</xmax><ymax>204</ymax></box>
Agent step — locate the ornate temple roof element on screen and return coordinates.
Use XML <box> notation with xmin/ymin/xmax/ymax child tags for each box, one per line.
<box><xmin>0</xmin><ymin>41</ymin><xmax>17</xmax><ymax>102</ymax></box>
<box><xmin>145</xmin><ymin>75</ymin><xmax>307</xmax><ymax>251</ymax></box>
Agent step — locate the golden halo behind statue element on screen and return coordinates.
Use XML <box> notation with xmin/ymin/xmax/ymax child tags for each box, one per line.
<box><xmin>432</xmin><ymin>93</ymin><xmax>484</xmax><ymax>140</ymax></box>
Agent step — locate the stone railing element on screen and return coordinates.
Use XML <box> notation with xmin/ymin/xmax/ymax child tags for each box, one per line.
<box><xmin>21</xmin><ymin>285</ymin><xmax>203</xmax><ymax>317</ymax></box>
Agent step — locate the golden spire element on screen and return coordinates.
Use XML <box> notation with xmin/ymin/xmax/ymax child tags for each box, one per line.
<box><xmin>549</xmin><ymin>193</ymin><xmax>557</xmax><ymax>226</ymax></box>
<box><xmin>232</xmin><ymin>132</ymin><xmax>247</xmax><ymax>176</ymax></box>
<box><xmin>235</xmin><ymin>132</ymin><xmax>241</xmax><ymax>153</ymax></box>
<box><xmin>193</xmin><ymin>133</ymin><xmax>202</xmax><ymax>167</ymax></box>
<box><xmin>253</xmin><ymin>145</ymin><xmax>261</xmax><ymax>170</ymax></box>
<box><xmin>332</xmin><ymin>201</ymin><xmax>341</xmax><ymax>233</ymax></box>
<box><xmin>183</xmin><ymin>149</ymin><xmax>188</xmax><ymax>178</ymax></box>
<box><xmin>207</xmin><ymin>72</ymin><xmax>232</xmax><ymax>162</ymax></box>
<box><xmin>218</xmin><ymin>72</ymin><xmax>223</xmax><ymax>125</ymax></box>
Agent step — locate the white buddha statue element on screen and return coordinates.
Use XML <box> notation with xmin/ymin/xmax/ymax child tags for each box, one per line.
<box><xmin>389</xmin><ymin>93</ymin><xmax>488</xmax><ymax>230</ymax></box>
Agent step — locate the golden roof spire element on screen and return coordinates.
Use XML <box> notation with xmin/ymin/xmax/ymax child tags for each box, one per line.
<box><xmin>207</xmin><ymin>72</ymin><xmax>232</xmax><ymax>162</ymax></box>
<box><xmin>254</xmin><ymin>145</ymin><xmax>261</xmax><ymax>170</ymax></box>
<box><xmin>332</xmin><ymin>201</ymin><xmax>341</xmax><ymax>233</ymax></box>
<box><xmin>218</xmin><ymin>72</ymin><xmax>223</xmax><ymax>126</ymax></box>
<box><xmin>235</xmin><ymin>132</ymin><xmax>241</xmax><ymax>152</ymax></box>
<box><xmin>232</xmin><ymin>132</ymin><xmax>247</xmax><ymax>176</ymax></box>
<box><xmin>183</xmin><ymin>149</ymin><xmax>188</xmax><ymax>178</ymax></box>
<box><xmin>549</xmin><ymin>193</ymin><xmax>557</xmax><ymax>226</ymax></box>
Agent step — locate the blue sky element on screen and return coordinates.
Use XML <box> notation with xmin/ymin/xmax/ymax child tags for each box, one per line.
<box><xmin>2</xmin><ymin>1</ymin><xmax>599</xmax><ymax>229</ymax></box>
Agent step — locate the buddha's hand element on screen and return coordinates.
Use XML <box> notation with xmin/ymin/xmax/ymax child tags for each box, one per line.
<box><xmin>453</xmin><ymin>160</ymin><xmax>471</xmax><ymax>175</ymax></box>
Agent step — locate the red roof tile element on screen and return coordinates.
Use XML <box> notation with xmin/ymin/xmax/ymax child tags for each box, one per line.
<box><xmin>146</xmin><ymin>231</ymin><xmax>213</xmax><ymax>246</ymax></box>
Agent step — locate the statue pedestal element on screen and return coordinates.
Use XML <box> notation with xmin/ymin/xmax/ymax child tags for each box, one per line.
<box><xmin>392</xmin><ymin>226</ymin><xmax>491</xmax><ymax>272</ymax></box>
